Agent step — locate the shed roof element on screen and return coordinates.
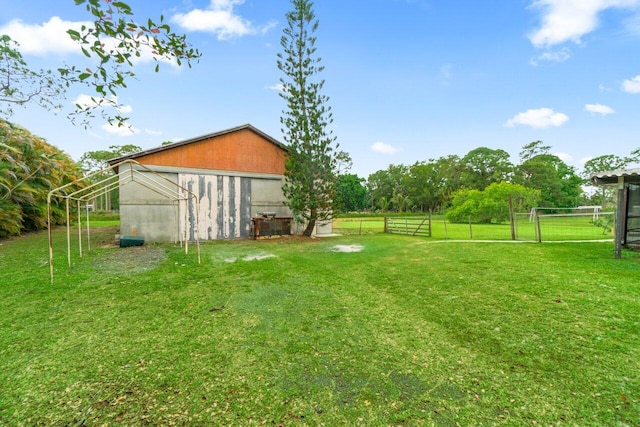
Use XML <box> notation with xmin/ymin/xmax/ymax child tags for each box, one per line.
<box><xmin>590</xmin><ymin>168</ymin><xmax>640</xmax><ymax>185</ymax></box>
<box><xmin>107</xmin><ymin>124</ymin><xmax>288</xmax><ymax>167</ymax></box>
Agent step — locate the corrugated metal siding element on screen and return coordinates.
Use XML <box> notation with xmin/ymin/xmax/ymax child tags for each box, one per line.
<box><xmin>591</xmin><ymin>168</ymin><xmax>640</xmax><ymax>185</ymax></box>
<box><xmin>180</xmin><ymin>174</ymin><xmax>252</xmax><ymax>240</ymax></box>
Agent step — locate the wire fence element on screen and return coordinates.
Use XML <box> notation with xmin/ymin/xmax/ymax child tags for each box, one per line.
<box><xmin>333</xmin><ymin>212</ymin><xmax>615</xmax><ymax>242</ymax></box>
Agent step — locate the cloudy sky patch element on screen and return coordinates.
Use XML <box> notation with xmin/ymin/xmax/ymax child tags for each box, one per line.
<box><xmin>584</xmin><ymin>104</ymin><xmax>615</xmax><ymax>115</ymax></box>
<box><xmin>505</xmin><ymin>107</ymin><xmax>569</xmax><ymax>128</ymax></box>
<box><xmin>371</xmin><ymin>142</ymin><xmax>401</xmax><ymax>154</ymax></box>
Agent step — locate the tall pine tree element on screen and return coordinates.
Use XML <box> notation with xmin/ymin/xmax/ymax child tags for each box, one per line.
<box><xmin>277</xmin><ymin>0</ymin><xmax>340</xmax><ymax>236</ymax></box>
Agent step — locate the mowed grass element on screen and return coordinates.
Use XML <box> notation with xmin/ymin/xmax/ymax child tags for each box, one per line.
<box><xmin>1</xmin><ymin>226</ymin><xmax>639</xmax><ymax>425</ymax></box>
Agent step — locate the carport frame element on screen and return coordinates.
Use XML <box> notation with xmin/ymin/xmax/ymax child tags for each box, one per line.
<box><xmin>47</xmin><ymin>159</ymin><xmax>200</xmax><ymax>284</ymax></box>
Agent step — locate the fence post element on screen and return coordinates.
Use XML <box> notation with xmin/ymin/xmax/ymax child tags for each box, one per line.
<box><xmin>615</xmin><ymin>178</ymin><xmax>625</xmax><ymax>259</ymax></box>
<box><xmin>536</xmin><ymin>212</ymin><xmax>542</xmax><ymax>243</ymax></box>
<box><xmin>469</xmin><ymin>216</ymin><xmax>473</xmax><ymax>239</ymax></box>
<box><xmin>444</xmin><ymin>218</ymin><xmax>448</xmax><ymax>240</ymax></box>
<box><xmin>384</xmin><ymin>217</ymin><xmax>388</xmax><ymax>234</ymax></box>
<box><xmin>428</xmin><ymin>210</ymin><xmax>432</xmax><ymax>238</ymax></box>
<box><xmin>509</xmin><ymin>195</ymin><xmax>516</xmax><ymax>241</ymax></box>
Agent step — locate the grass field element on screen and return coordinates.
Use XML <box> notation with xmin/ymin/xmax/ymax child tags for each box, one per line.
<box><xmin>1</xmin><ymin>225</ymin><xmax>639</xmax><ymax>425</ymax></box>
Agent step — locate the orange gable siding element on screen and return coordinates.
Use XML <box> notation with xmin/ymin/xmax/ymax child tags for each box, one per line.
<box><xmin>135</xmin><ymin>129</ymin><xmax>286</xmax><ymax>175</ymax></box>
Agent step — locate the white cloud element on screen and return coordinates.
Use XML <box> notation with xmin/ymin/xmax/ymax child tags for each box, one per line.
<box><xmin>145</xmin><ymin>129</ymin><xmax>163</xmax><ymax>136</ymax></box>
<box><xmin>0</xmin><ymin>17</ymin><xmax>90</xmax><ymax>55</ymax></box>
<box><xmin>117</xmin><ymin>104</ymin><xmax>133</xmax><ymax>114</ymax></box>
<box><xmin>554</xmin><ymin>152</ymin><xmax>573</xmax><ymax>163</ymax></box>
<box><xmin>505</xmin><ymin>107</ymin><xmax>569</xmax><ymax>128</ymax></box>
<box><xmin>371</xmin><ymin>142</ymin><xmax>401</xmax><ymax>154</ymax></box>
<box><xmin>584</xmin><ymin>103</ymin><xmax>615</xmax><ymax>115</ymax></box>
<box><xmin>622</xmin><ymin>75</ymin><xmax>640</xmax><ymax>93</ymax></box>
<box><xmin>530</xmin><ymin>47</ymin><xmax>572</xmax><ymax>65</ymax></box>
<box><xmin>173</xmin><ymin>0</ymin><xmax>276</xmax><ymax>40</ymax></box>
<box><xmin>101</xmin><ymin>122</ymin><xmax>139</xmax><ymax>137</ymax></box>
<box><xmin>528</xmin><ymin>0</ymin><xmax>640</xmax><ymax>48</ymax></box>
<box><xmin>268</xmin><ymin>83</ymin><xmax>285</xmax><ymax>92</ymax></box>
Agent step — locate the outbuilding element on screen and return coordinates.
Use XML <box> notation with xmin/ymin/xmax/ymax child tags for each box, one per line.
<box><xmin>109</xmin><ymin>124</ymin><xmax>295</xmax><ymax>242</ymax></box>
<box><xmin>590</xmin><ymin>168</ymin><xmax>640</xmax><ymax>258</ymax></box>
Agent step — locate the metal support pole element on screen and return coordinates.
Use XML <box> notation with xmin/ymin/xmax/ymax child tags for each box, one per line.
<box><xmin>47</xmin><ymin>193</ymin><xmax>54</xmax><ymax>284</ymax></box>
<box><xmin>66</xmin><ymin>198</ymin><xmax>71</xmax><ymax>268</ymax></box>
<box><xmin>77</xmin><ymin>199</ymin><xmax>83</xmax><ymax>258</ymax></box>
<box><xmin>86</xmin><ymin>204</ymin><xmax>91</xmax><ymax>251</ymax></box>
<box><xmin>615</xmin><ymin>177</ymin><xmax>626</xmax><ymax>259</ymax></box>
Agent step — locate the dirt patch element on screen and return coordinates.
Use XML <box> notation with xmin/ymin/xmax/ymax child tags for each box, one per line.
<box><xmin>91</xmin><ymin>245</ymin><xmax>167</xmax><ymax>274</ymax></box>
<box><xmin>331</xmin><ymin>244</ymin><xmax>364</xmax><ymax>253</ymax></box>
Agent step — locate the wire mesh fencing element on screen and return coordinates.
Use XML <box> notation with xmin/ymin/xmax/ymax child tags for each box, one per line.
<box><xmin>333</xmin><ymin>212</ymin><xmax>615</xmax><ymax>242</ymax></box>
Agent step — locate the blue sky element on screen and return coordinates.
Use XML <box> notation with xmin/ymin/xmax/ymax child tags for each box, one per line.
<box><xmin>2</xmin><ymin>0</ymin><xmax>640</xmax><ymax>178</ymax></box>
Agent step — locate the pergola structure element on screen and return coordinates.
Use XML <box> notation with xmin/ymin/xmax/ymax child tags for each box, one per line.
<box><xmin>590</xmin><ymin>168</ymin><xmax>640</xmax><ymax>258</ymax></box>
<box><xmin>47</xmin><ymin>159</ymin><xmax>200</xmax><ymax>283</ymax></box>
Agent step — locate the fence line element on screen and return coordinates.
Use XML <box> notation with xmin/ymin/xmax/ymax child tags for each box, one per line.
<box><xmin>384</xmin><ymin>216</ymin><xmax>431</xmax><ymax>237</ymax></box>
<box><xmin>333</xmin><ymin>211</ymin><xmax>615</xmax><ymax>242</ymax></box>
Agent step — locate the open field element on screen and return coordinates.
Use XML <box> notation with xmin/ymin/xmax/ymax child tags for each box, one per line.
<box><xmin>1</xmin><ymin>226</ymin><xmax>639</xmax><ymax>425</ymax></box>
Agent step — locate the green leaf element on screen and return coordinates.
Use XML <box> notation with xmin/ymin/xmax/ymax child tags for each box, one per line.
<box><xmin>67</xmin><ymin>29</ymin><xmax>81</xmax><ymax>40</ymax></box>
<box><xmin>112</xmin><ymin>1</ymin><xmax>132</xmax><ymax>14</ymax></box>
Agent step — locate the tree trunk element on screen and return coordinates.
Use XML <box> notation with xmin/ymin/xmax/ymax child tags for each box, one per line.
<box><xmin>303</xmin><ymin>218</ymin><xmax>316</xmax><ymax>237</ymax></box>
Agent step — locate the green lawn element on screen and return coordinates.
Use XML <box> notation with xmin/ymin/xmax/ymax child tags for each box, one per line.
<box><xmin>1</xmin><ymin>226</ymin><xmax>639</xmax><ymax>425</ymax></box>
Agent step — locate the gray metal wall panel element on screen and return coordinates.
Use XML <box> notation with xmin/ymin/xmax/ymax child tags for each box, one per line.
<box><xmin>240</xmin><ymin>178</ymin><xmax>252</xmax><ymax>238</ymax></box>
<box><xmin>216</xmin><ymin>176</ymin><xmax>224</xmax><ymax>239</ymax></box>
<box><xmin>179</xmin><ymin>173</ymin><xmax>252</xmax><ymax>240</ymax></box>
<box><xmin>228</xmin><ymin>176</ymin><xmax>236</xmax><ymax>238</ymax></box>
<box><xmin>186</xmin><ymin>179</ymin><xmax>196</xmax><ymax>241</ymax></box>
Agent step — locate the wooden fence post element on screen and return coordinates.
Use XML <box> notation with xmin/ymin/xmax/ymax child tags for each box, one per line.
<box><xmin>509</xmin><ymin>195</ymin><xmax>516</xmax><ymax>241</ymax></box>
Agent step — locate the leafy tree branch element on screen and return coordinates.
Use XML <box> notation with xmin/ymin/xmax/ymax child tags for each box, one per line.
<box><xmin>1</xmin><ymin>0</ymin><xmax>201</xmax><ymax>127</ymax></box>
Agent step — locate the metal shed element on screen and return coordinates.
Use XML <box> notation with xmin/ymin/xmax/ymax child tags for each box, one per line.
<box><xmin>590</xmin><ymin>168</ymin><xmax>640</xmax><ymax>258</ymax></box>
